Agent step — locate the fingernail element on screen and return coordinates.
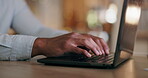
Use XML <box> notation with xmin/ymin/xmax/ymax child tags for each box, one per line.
<box><xmin>102</xmin><ymin>50</ymin><xmax>105</xmax><ymax>55</ymax></box>
<box><xmin>96</xmin><ymin>51</ymin><xmax>100</xmax><ymax>55</ymax></box>
<box><xmin>106</xmin><ymin>49</ymin><xmax>110</xmax><ymax>54</ymax></box>
<box><xmin>87</xmin><ymin>53</ymin><xmax>92</xmax><ymax>57</ymax></box>
<box><xmin>99</xmin><ymin>50</ymin><xmax>102</xmax><ymax>55</ymax></box>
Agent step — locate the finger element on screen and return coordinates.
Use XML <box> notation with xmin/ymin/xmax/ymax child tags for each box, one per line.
<box><xmin>94</xmin><ymin>39</ymin><xmax>105</xmax><ymax>55</ymax></box>
<box><xmin>100</xmin><ymin>38</ymin><xmax>110</xmax><ymax>54</ymax></box>
<box><xmin>72</xmin><ymin>47</ymin><xmax>92</xmax><ymax>57</ymax></box>
<box><xmin>81</xmin><ymin>38</ymin><xmax>100</xmax><ymax>56</ymax></box>
<box><xmin>91</xmin><ymin>36</ymin><xmax>106</xmax><ymax>55</ymax></box>
<box><xmin>91</xmin><ymin>35</ymin><xmax>109</xmax><ymax>55</ymax></box>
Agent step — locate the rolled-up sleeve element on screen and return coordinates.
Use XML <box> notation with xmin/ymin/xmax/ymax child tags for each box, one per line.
<box><xmin>0</xmin><ymin>34</ymin><xmax>37</xmax><ymax>61</ymax></box>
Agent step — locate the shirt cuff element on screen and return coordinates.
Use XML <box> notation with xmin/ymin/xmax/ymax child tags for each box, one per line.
<box><xmin>10</xmin><ymin>35</ymin><xmax>37</xmax><ymax>61</ymax></box>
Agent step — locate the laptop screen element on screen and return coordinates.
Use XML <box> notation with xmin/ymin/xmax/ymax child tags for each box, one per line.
<box><xmin>114</xmin><ymin>0</ymin><xmax>142</xmax><ymax>66</ymax></box>
<box><xmin>121</xmin><ymin>0</ymin><xmax>142</xmax><ymax>53</ymax></box>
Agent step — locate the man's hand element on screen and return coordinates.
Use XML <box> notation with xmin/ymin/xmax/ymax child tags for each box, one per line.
<box><xmin>31</xmin><ymin>32</ymin><xmax>109</xmax><ymax>57</ymax></box>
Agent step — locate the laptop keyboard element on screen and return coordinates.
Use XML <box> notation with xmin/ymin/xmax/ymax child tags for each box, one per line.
<box><xmin>47</xmin><ymin>52</ymin><xmax>114</xmax><ymax>64</ymax></box>
<box><xmin>87</xmin><ymin>53</ymin><xmax>114</xmax><ymax>64</ymax></box>
<box><xmin>61</xmin><ymin>52</ymin><xmax>114</xmax><ymax>64</ymax></box>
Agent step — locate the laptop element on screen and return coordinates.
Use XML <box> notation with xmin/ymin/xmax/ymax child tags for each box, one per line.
<box><xmin>37</xmin><ymin>0</ymin><xmax>142</xmax><ymax>68</ymax></box>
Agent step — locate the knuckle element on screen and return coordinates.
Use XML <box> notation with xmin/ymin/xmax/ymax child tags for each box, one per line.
<box><xmin>96</xmin><ymin>39</ymin><xmax>101</xmax><ymax>43</ymax></box>
<box><xmin>87</xmin><ymin>37</ymin><xmax>92</xmax><ymax>41</ymax></box>
<box><xmin>100</xmin><ymin>38</ymin><xmax>105</xmax><ymax>42</ymax></box>
<box><xmin>83</xmin><ymin>39</ymin><xmax>88</xmax><ymax>44</ymax></box>
<box><xmin>69</xmin><ymin>32</ymin><xmax>80</xmax><ymax>38</ymax></box>
<box><xmin>86</xmin><ymin>34</ymin><xmax>92</xmax><ymax>38</ymax></box>
<box><xmin>99</xmin><ymin>47</ymin><xmax>103</xmax><ymax>51</ymax></box>
<box><xmin>85</xmin><ymin>36</ymin><xmax>93</xmax><ymax>42</ymax></box>
<box><xmin>91</xmin><ymin>47</ymin><xmax>96</xmax><ymax>51</ymax></box>
<box><xmin>97</xmin><ymin>47</ymin><xmax>101</xmax><ymax>50</ymax></box>
<box><xmin>104</xmin><ymin>46</ymin><xmax>109</xmax><ymax>50</ymax></box>
<box><xmin>82</xmin><ymin>33</ymin><xmax>91</xmax><ymax>37</ymax></box>
<box><xmin>99</xmin><ymin>38</ymin><xmax>104</xmax><ymax>40</ymax></box>
<box><xmin>70</xmin><ymin>32</ymin><xmax>79</xmax><ymax>36</ymax></box>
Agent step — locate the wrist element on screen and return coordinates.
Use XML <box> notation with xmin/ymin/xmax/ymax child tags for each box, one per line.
<box><xmin>31</xmin><ymin>38</ymin><xmax>48</xmax><ymax>57</ymax></box>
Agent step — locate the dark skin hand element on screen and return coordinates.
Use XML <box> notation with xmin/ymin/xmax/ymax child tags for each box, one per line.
<box><xmin>31</xmin><ymin>32</ymin><xmax>110</xmax><ymax>57</ymax></box>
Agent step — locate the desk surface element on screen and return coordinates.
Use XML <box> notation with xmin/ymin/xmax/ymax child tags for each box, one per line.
<box><xmin>0</xmin><ymin>56</ymin><xmax>148</xmax><ymax>78</ymax></box>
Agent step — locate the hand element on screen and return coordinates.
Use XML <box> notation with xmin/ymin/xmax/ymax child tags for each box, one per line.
<box><xmin>31</xmin><ymin>32</ymin><xmax>109</xmax><ymax>57</ymax></box>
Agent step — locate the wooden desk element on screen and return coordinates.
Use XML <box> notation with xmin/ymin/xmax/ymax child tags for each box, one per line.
<box><xmin>0</xmin><ymin>56</ymin><xmax>147</xmax><ymax>78</ymax></box>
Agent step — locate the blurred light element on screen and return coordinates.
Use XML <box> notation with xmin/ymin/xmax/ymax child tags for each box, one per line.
<box><xmin>105</xmin><ymin>3</ymin><xmax>118</xmax><ymax>24</ymax></box>
<box><xmin>87</xmin><ymin>9</ymin><xmax>99</xmax><ymax>28</ymax></box>
<box><xmin>98</xmin><ymin>10</ymin><xmax>106</xmax><ymax>23</ymax></box>
<box><xmin>125</xmin><ymin>5</ymin><xmax>141</xmax><ymax>25</ymax></box>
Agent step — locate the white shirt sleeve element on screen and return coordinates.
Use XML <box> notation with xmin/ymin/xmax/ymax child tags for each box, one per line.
<box><xmin>0</xmin><ymin>0</ymin><xmax>68</xmax><ymax>61</ymax></box>
<box><xmin>0</xmin><ymin>34</ymin><xmax>37</xmax><ymax>61</ymax></box>
<box><xmin>12</xmin><ymin>0</ymin><xmax>68</xmax><ymax>38</ymax></box>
